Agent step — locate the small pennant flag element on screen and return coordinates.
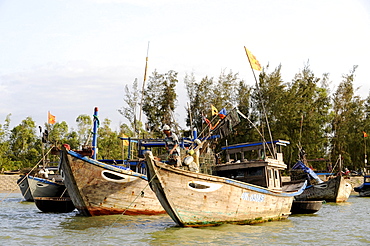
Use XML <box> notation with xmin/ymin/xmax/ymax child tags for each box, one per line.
<box><xmin>48</xmin><ymin>111</ymin><xmax>56</xmax><ymax>124</ymax></box>
<box><xmin>363</xmin><ymin>131</ymin><xmax>368</xmax><ymax>138</ymax></box>
<box><xmin>211</xmin><ymin>104</ymin><xmax>218</xmax><ymax>116</ymax></box>
<box><xmin>218</xmin><ymin>108</ymin><xmax>227</xmax><ymax>119</ymax></box>
<box><xmin>244</xmin><ymin>46</ymin><xmax>262</xmax><ymax>71</ymax></box>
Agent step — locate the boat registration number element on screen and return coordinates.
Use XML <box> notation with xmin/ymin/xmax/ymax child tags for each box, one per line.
<box><xmin>241</xmin><ymin>192</ymin><xmax>265</xmax><ymax>202</ymax></box>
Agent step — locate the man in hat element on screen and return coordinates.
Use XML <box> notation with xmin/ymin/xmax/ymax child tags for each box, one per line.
<box><xmin>162</xmin><ymin>125</ymin><xmax>181</xmax><ymax>167</ymax></box>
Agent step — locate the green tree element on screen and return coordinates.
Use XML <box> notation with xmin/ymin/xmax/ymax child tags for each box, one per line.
<box><xmin>0</xmin><ymin>114</ymin><xmax>12</xmax><ymax>171</ymax></box>
<box><xmin>118</xmin><ymin>78</ymin><xmax>141</xmax><ymax>134</ymax></box>
<box><xmin>8</xmin><ymin>117</ymin><xmax>40</xmax><ymax>168</ymax></box>
<box><xmin>47</xmin><ymin>121</ymin><xmax>69</xmax><ymax>146</ymax></box>
<box><xmin>280</xmin><ymin>65</ymin><xmax>331</xmax><ymax>166</ymax></box>
<box><xmin>76</xmin><ymin>114</ymin><xmax>93</xmax><ymax>148</ymax></box>
<box><xmin>142</xmin><ymin>70</ymin><xmax>178</xmax><ymax>135</ymax></box>
<box><xmin>331</xmin><ymin>65</ymin><xmax>365</xmax><ymax>170</ymax></box>
<box><xmin>97</xmin><ymin>118</ymin><xmax>121</xmax><ymax>159</ymax></box>
<box><xmin>185</xmin><ymin>73</ymin><xmax>215</xmax><ymax>131</ymax></box>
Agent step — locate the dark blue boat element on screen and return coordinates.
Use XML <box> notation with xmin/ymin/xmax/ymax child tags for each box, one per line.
<box><xmin>354</xmin><ymin>175</ymin><xmax>370</xmax><ymax>197</ymax></box>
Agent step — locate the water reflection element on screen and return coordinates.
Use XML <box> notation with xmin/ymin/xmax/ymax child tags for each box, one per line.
<box><xmin>2</xmin><ymin>193</ymin><xmax>370</xmax><ymax>245</ymax></box>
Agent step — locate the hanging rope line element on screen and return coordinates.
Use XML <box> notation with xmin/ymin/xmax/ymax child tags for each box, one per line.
<box><xmin>96</xmin><ymin>166</ymin><xmax>161</xmax><ymax>243</ymax></box>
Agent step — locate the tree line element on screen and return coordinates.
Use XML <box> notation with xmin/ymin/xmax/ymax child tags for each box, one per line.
<box><xmin>1</xmin><ymin>63</ymin><xmax>369</xmax><ymax>172</ymax></box>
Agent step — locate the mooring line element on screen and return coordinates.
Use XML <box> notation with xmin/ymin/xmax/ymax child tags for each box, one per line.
<box><xmin>96</xmin><ymin>166</ymin><xmax>161</xmax><ymax>244</ymax></box>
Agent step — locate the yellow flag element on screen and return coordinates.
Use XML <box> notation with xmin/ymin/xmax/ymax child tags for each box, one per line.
<box><xmin>121</xmin><ymin>134</ymin><xmax>129</xmax><ymax>146</ymax></box>
<box><xmin>211</xmin><ymin>104</ymin><xmax>218</xmax><ymax>116</ymax></box>
<box><xmin>244</xmin><ymin>46</ymin><xmax>262</xmax><ymax>71</ymax></box>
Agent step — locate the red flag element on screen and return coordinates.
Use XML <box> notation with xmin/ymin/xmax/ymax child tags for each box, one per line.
<box><xmin>48</xmin><ymin>111</ymin><xmax>56</xmax><ymax>124</ymax></box>
<box><xmin>363</xmin><ymin>131</ymin><xmax>368</xmax><ymax>138</ymax></box>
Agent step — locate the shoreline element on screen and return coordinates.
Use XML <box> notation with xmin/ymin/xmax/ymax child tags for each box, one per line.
<box><xmin>0</xmin><ymin>174</ymin><xmax>364</xmax><ymax>194</ymax></box>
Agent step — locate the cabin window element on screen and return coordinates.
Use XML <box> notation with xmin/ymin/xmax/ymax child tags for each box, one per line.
<box><xmin>236</xmin><ymin>171</ymin><xmax>245</xmax><ymax>178</ymax></box>
<box><xmin>247</xmin><ymin>167</ymin><xmax>263</xmax><ymax>176</ymax></box>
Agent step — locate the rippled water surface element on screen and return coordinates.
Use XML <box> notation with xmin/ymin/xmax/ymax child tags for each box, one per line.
<box><xmin>1</xmin><ymin>193</ymin><xmax>370</xmax><ymax>245</ymax></box>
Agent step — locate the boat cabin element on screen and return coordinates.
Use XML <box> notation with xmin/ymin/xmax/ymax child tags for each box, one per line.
<box><xmin>213</xmin><ymin>140</ymin><xmax>290</xmax><ymax>191</ymax></box>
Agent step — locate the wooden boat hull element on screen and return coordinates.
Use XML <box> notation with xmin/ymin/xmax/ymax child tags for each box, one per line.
<box><xmin>17</xmin><ymin>176</ymin><xmax>34</xmax><ymax>201</ymax></box>
<box><xmin>290</xmin><ymin>200</ymin><xmax>323</xmax><ymax>214</ymax></box>
<box><xmin>145</xmin><ymin>151</ymin><xmax>306</xmax><ymax>227</ymax></box>
<box><xmin>27</xmin><ymin>176</ymin><xmax>67</xmax><ymax>198</ymax></box>
<box><xmin>294</xmin><ymin>175</ymin><xmax>351</xmax><ymax>202</ymax></box>
<box><xmin>34</xmin><ymin>197</ymin><xmax>75</xmax><ymax>213</ymax></box>
<box><xmin>59</xmin><ymin>147</ymin><xmax>166</xmax><ymax>216</ymax></box>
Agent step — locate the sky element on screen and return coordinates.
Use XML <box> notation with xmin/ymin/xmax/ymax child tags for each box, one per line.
<box><xmin>1</xmin><ymin>0</ymin><xmax>370</xmax><ymax>132</ymax></box>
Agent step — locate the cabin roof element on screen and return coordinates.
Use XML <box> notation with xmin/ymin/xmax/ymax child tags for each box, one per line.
<box><xmin>214</xmin><ymin>160</ymin><xmax>287</xmax><ymax>171</ymax></box>
<box><xmin>221</xmin><ymin>140</ymin><xmax>290</xmax><ymax>152</ymax></box>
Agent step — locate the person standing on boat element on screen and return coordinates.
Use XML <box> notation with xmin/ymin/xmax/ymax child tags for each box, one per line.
<box><xmin>162</xmin><ymin>125</ymin><xmax>181</xmax><ymax>167</ymax></box>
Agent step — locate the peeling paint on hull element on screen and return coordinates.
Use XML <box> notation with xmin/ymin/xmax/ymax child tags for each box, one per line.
<box><xmin>60</xmin><ymin>148</ymin><xmax>166</xmax><ymax>216</ymax></box>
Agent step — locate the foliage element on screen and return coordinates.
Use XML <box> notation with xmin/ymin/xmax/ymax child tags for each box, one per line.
<box><xmin>330</xmin><ymin>65</ymin><xmax>365</xmax><ymax>170</ymax></box>
<box><xmin>118</xmin><ymin>78</ymin><xmax>141</xmax><ymax>134</ymax></box>
<box><xmin>142</xmin><ymin>70</ymin><xmax>178</xmax><ymax>136</ymax></box>
<box><xmin>1</xmin><ymin>64</ymin><xmax>369</xmax><ymax>172</ymax></box>
<box><xmin>76</xmin><ymin>114</ymin><xmax>93</xmax><ymax>148</ymax></box>
<box><xmin>97</xmin><ymin>118</ymin><xmax>122</xmax><ymax>160</ymax></box>
<box><xmin>8</xmin><ymin>117</ymin><xmax>40</xmax><ymax>168</ymax></box>
<box><xmin>0</xmin><ymin>114</ymin><xmax>12</xmax><ymax>171</ymax></box>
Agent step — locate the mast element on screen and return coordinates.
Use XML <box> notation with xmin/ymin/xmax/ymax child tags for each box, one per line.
<box><xmin>244</xmin><ymin>46</ymin><xmax>276</xmax><ymax>157</ymax></box>
<box><xmin>138</xmin><ymin>41</ymin><xmax>150</xmax><ymax>137</ymax></box>
<box><xmin>92</xmin><ymin>107</ymin><xmax>99</xmax><ymax>160</ymax></box>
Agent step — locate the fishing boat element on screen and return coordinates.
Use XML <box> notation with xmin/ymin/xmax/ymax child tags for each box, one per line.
<box><xmin>290</xmin><ymin>200</ymin><xmax>323</xmax><ymax>214</ymax></box>
<box><xmin>27</xmin><ymin>173</ymin><xmax>68</xmax><ymax>198</ymax></box>
<box><xmin>34</xmin><ymin>197</ymin><xmax>75</xmax><ymax>213</ymax></box>
<box><xmin>59</xmin><ymin>145</ymin><xmax>166</xmax><ymax>216</ymax></box>
<box><xmin>354</xmin><ymin>175</ymin><xmax>370</xmax><ymax>197</ymax></box>
<box><xmin>290</xmin><ymin>159</ymin><xmax>352</xmax><ymax>202</ymax></box>
<box><xmin>144</xmin><ymin>139</ymin><xmax>306</xmax><ymax>227</ymax></box>
<box><xmin>17</xmin><ymin>167</ymin><xmax>68</xmax><ymax>202</ymax></box>
<box><xmin>17</xmin><ymin>175</ymin><xmax>33</xmax><ymax>201</ymax></box>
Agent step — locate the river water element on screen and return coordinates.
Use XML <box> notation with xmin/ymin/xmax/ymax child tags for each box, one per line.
<box><xmin>1</xmin><ymin>192</ymin><xmax>369</xmax><ymax>245</ymax></box>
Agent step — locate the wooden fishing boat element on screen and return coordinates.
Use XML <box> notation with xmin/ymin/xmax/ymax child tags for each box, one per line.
<box><xmin>290</xmin><ymin>160</ymin><xmax>352</xmax><ymax>202</ymax></box>
<box><xmin>17</xmin><ymin>175</ymin><xmax>34</xmax><ymax>201</ymax></box>
<box><xmin>293</xmin><ymin>175</ymin><xmax>352</xmax><ymax>202</ymax></box>
<box><xmin>354</xmin><ymin>175</ymin><xmax>370</xmax><ymax>197</ymax></box>
<box><xmin>34</xmin><ymin>197</ymin><xmax>75</xmax><ymax>213</ymax></box>
<box><xmin>59</xmin><ymin>145</ymin><xmax>166</xmax><ymax>216</ymax></box>
<box><xmin>145</xmin><ymin>144</ymin><xmax>306</xmax><ymax>227</ymax></box>
<box><xmin>290</xmin><ymin>200</ymin><xmax>323</xmax><ymax>214</ymax></box>
<box><xmin>17</xmin><ymin>169</ymin><xmax>68</xmax><ymax>202</ymax></box>
<box><xmin>27</xmin><ymin>174</ymin><xmax>67</xmax><ymax>198</ymax></box>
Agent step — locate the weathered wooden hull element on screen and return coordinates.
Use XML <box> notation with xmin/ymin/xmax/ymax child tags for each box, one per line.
<box><xmin>34</xmin><ymin>197</ymin><xmax>75</xmax><ymax>213</ymax></box>
<box><xmin>294</xmin><ymin>175</ymin><xmax>351</xmax><ymax>202</ymax></box>
<box><xmin>145</xmin><ymin>151</ymin><xmax>306</xmax><ymax>227</ymax></box>
<box><xmin>17</xmin><ymin>176</ymin><xmax>34</xmax><ymax>201</ymax></box>
<box><xmin>60</xmin><ymin>148</ymin><xmax>166</xmax><ymax>216</ymax></box>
